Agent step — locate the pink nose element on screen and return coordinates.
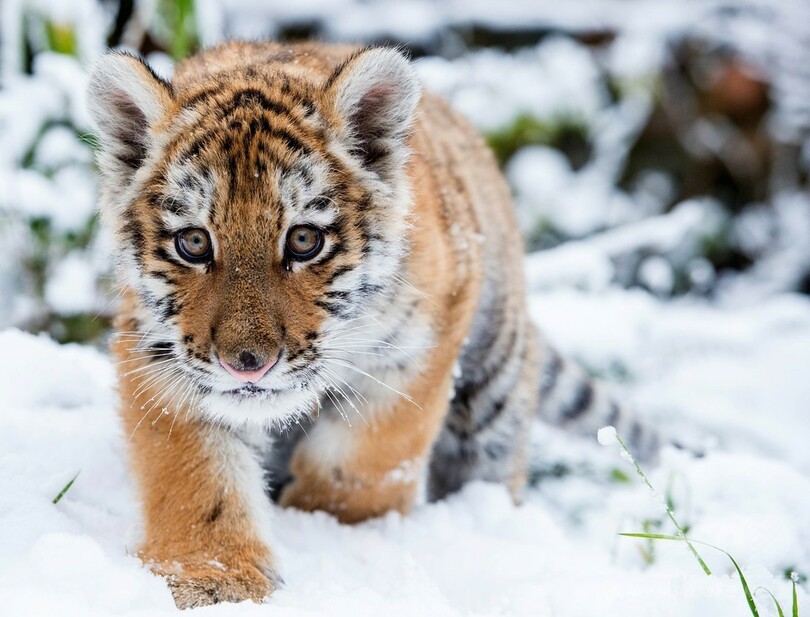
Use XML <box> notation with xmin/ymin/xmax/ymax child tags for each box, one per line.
<box><xmin>219</xmin><ymin>357</ymin><xmax>277</xmax><ymax>383</ymax></box>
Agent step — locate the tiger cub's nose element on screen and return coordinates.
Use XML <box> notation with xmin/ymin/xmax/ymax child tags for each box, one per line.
<box><xmin>219</xmin><ymin>350</ymin><xmax>277</xmax><ymax>383</ymax></box>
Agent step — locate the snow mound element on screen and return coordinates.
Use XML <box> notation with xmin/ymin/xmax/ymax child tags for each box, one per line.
<box><xmin>1</xmin><ymin>282</ymin><xmax>809</xmax><ymax>616</ymax></box>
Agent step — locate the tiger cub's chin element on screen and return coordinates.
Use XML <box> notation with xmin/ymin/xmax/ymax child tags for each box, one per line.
<box><xmin>199</xmin><ymin>386</ymin><xmax>318</xmax><ymax>430</ymax></box>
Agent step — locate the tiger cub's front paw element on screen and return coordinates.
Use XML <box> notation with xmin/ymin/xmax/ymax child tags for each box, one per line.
<box><xmin>153</xmin><ymin>555</ymin><xmax>281</xmax><ymax>609</ymax></box>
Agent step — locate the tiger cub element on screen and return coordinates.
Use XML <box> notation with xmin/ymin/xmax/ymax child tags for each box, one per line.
<box><xmin>88</xmin><ymin>42</ymin><xmax>656</xmax><ymax>608</ymax></box>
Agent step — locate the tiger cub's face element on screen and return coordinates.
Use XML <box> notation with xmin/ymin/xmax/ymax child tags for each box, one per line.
<box><xmin>88</xmin><ymin>48</ymin><xmax>421</xmax><ymax>428</ymax></box>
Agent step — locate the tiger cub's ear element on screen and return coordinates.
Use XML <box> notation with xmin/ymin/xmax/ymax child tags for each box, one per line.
<box><xmin>87</xmin><ymin>52</ymin><xmax>173</xmax><ymax>185</ymax></box>
<box><xmin>325</xmin><ymin>47</ymin><xmax>421</xmax><ymax>181</ymax></box>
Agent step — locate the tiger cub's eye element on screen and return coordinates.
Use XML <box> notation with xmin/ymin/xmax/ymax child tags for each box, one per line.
<box><xmin>286</xmin><ymin>225</ymin><xmax>324</xmax><ymax>261</ymax></box>
<box><xmin>175</xmin><ymin>228</ymin><xmax>213</xmax><ymax>263</ymax></box>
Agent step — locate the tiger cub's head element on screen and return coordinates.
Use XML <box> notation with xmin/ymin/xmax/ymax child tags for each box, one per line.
<box><xmin>88</xmin><ymin>46</ymin><xmax>421</xmax><ymax>428</ymax></box>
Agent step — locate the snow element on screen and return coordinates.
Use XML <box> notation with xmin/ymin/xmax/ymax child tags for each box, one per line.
<box><xmin>1</xmin><ymin>277</ymin><xmax>809</xmax><ymax>615</ymax></box>
<box><xmin>522</xmin><ymin>199</ymin><xmax>722</xmax><ymax>292</ymax></box>
<box><xmin>33</xmin><ymin>126</ymin><xmax>93</xmax><ymax>170</ymax></box>
<box><xmin>416</xmin><ymin>37</ymin><xmax>607</xmax><ymax>134</ymax></box>
<box><xmin>1</xmin><ymin>0</ymin><xmax>809</xmax><ymax>614</ymax></box>
<box><xmin>597</xmin><ymin>426</ymin><xmax>617</xmax><ymax>446</ymax></box>
<box><xmin>637</xmin><ymin>255</ymin><xmax>675</xmax><ymax>295</ymax></box>
<box><xmin>0</xmin><ymin>165</ymin><xmax>96</xmax><ymax>232</ymax></box>
<box><xmin>507</xmin><ymin>146</ymin><xmax>628</xmax><ymax>239</ymax></box>
<box><xmin>44</xmin><ymin>251</ymin><xmax>99</xmax><ymax>315</ymax></box>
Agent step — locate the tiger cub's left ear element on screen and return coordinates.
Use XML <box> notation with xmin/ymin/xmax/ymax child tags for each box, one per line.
<box><xmin>325</xmin><ymin>47</ymin><xmax>421</xmax><ymax>180</ymax></box>
<box><xmin>87</xmin><ymin>52</ymin><xmax>174</xmax><ymax>186</ymax></box>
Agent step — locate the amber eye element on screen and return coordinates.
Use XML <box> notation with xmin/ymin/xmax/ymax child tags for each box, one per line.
<box><xmin>174</xmin><ymin>228</ymin><xmax>213</xmax><ymax>263</ymax></box>
<box><xmin>286</xmin><ymin>225</ymin><xmax>324</xmax><ymax>261</ymax></box>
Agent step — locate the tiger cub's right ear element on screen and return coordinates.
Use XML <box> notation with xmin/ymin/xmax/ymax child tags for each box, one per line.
<box><xmin>87</xmin><ymin>52</ymin><xmax>173</xmax><ymax>184</ymax></box>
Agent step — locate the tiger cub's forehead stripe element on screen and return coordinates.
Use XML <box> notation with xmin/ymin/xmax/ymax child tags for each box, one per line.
<box><xmin>159</xmin><ymin>163</ymin><xmax>217</xmax><ymax>218</ymax></box>
<box><xmin>180</xmin><ymin>74</ymin><xmax>316</xmax><ymax>117</ymax></box>
<box><xmin>175</xmin><ymin>83</ymin><xmax>320</xmax><ymax>153</ymax></box>
<box><xmin>169</xmin><ymin>117</ymin><xmax>312</xmax><ymax>179</ymax></box>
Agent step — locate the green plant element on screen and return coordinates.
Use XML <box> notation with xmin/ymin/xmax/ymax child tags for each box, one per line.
<box><xmin>156</xmin><ymin>0</ymin><xmax>199</xmax><ymax>60</ymax></box>
<box><xmin>600</xmin><ymin>427</ymin><xmax>801</xmax><ymax>616</ymax></box>
<box><xmin>44</xmin><ymin>21</ymin><xmax>77</xmax><ymax>56</ymax></box>
<box><xmin>52</xmin><ymin>472</ymin><xmax>79</xmax><ymax>505</ymax></box>
<box><xmin>485</xmin><ymin>113</ymin><xmax>590</xmax><ymax>168</ymax></box>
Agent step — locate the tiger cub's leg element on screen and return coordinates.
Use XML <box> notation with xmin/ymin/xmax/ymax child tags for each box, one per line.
<box><xmin>428</xmin><ymin>316</ymin><xmax>540</xmax><ymax>502</ymax></box>
<box><xmin>115</xmin><ymin>339</ymin><xmax>280</xmax><ymax>609</ymax></box>
<box><xmin>279</xmin><ymin>345</ymin><xmax>461</xmax><ymax>523</ymax></box>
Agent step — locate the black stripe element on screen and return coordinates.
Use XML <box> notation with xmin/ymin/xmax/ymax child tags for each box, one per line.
<box><xmin>122</xmin><ymin>216</ymin><xmax>145</xmax><ymax>252</ymax></box>
<box><xmin>304</xmin><ymin>197</ymin><xmax>332</xmax><ymax>211</ymax></box>
<box><xmin>157</xmin><ymin>292</ymin><xmax>180</xmax><ymax>320</ymax></box>
<box><xmin>473</xmin><ymin>397</ymin><xmax>508</xmax><ymax>434</ymax></box>
<box><xmin>183</xmin><ymin>84</ymin><xmax>227</xmax><ymax>109</ymax></box>
<box><xmin>356</xmin><ymin>193</ymin><xmax>374</xmax><ymax>212</ymax></box>
<box><xmin>539</xmin><ymin>351</ymin><xmax>562</xmax><ymax>399</ymax></box>
<box><xmin>150</xmin><ymin>193</ymin><xmax>188</xmax><ymax>214</ymax></box>
<box><xmin>229</xmin><ymin>88</ymin><xmax>290</xmax><ymax>116</ymax></box>
<box><xmin>326</xmin><ymin>264</ymin><xmax>356</xmax><ymax>285</ymax></box>
<box><xmin>315</xmin><ymin>299</ymin><xmax>341</xmax><ymax>316</ymax></box>
<box><xmin>267</xmin><ymin>127</ymin><xmax>308</xmax><ymax>156</ymax></box>
<box><xmin>606</xmin><ymin>402</ymin><xmax>621</xmax><ymax>426</ymax></box>
<box><xmin>174</xmin><ymin>111</ymin><xmax>311</xmax><ymax>170</ymax></box>
<box><xmin>147</xmin><ymin>269</ymin><xmax>175</xmax><ymax>285</ymax></box>
<box><xmin>629</xmin><ymin>422</ymin><xmax>643</xmax><ymax>449</ymax></box>
<box><xmin>358</xmin><ymin>282</ymin><xmax>384</xmax><ymax>297</ymax></box>
<box><xmin>206</xmin><ymin>88</ymin><xmax>309</xmax><ymax>143</ymax></box>
<box><xmin>311</xmin><ymin>241</ymin><xmax>346</xmax><ymax>270</ymax></box>
<box><xmin>205</xmin><ymin>500</ymin><xmax>223</xmax><ymax>524</ymax></box>
<box><xmin>560</xmin><ymin>382</ymin><xmax>593</xmax><ymax>421</ymax></box>
<box><xmin>152</xmin><ymin>246</ymin><xmax>186</xmax><ymax>269</ymax></box>
<box><xmin>484</xmin><ymin>440</ymin><xmax>509</xmax><ymax>461</ymax></box>
<box><xmin>324</xmin><ymin>290</ymin><xmax>351</xmax><ymax>301</ymax></box>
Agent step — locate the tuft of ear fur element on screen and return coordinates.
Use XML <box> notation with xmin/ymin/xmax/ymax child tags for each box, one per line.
<box><xmin>325</xmin><ymin>47</ymin><xmax>421</xmax><ymax>181</ymax></box>
<box><xmin>87</xmin><ymin>52</ymin><xmax>173</xmax><ymax>185</ymax></box>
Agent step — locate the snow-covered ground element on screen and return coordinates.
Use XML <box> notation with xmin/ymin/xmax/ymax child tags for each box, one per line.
<box><xmin>1</xmin><ymin>0</ymin><xmax>809</xmax><ymax>614</ymax></box>
<box><xmin>1</xmin><ymin>275</ymin><xmax>808</xmax><ymax>616</ymax></box>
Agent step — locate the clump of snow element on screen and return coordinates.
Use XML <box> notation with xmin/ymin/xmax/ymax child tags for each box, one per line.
<box><xmin>597</xmin><ymin>426</ymin><xmax>618</xmax><ymax>446</ymax></box>
<box><xmin>44</xmin><ymin>252</ymin><xmax>98</xmax><ymax>315</ymax></box>
<box><xmin>523</xmin><ymin>199</ymin><xmax>723</xmax><ymax>292</ymax></box>
<box><xmin>606</xmin><ymin>33</ymin><xmax>667</xmax><ymax>86</ymax></box>
<box><xmin>417</xmin><ymin>37</ymin><xmax>606</xmax><ymax>134</ymax></box>
<box><xmin>507</xmin><ymin>145</ymin><xmax>641</xmax><ymax>239</ymax></box>
<box><xmin>33</xmin><ymin>125</ymin><xmax>92</xmax><ymax>170</ymax></box>
<box><xmin>0</xmin><ymin>165</ymin><xmax>96</xmax><ymax>232</ymax></box>
<box><xmin>638</xmin><ymin>255</ymin><xmax>675</xmax><ymax>295</ymax></box>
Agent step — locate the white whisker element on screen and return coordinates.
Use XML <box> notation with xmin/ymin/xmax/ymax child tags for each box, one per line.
<box><xmin>324</xmin><ymin>358</ymin><xmax>421</xmax><ymax>410</ymax></box>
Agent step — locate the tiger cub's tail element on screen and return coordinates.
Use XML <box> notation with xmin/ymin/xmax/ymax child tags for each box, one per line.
<box><xmin>535</xmin><ymin>339</ymin><xmax>660</xmax><ymax>461</ymax></box>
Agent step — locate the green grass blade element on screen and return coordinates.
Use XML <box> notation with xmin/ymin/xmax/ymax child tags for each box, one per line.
<box><xmin>613</xmin><ymin>433</ymin><xmax>712</xmax><ymax>575</ymax></box>
<box><xmin>724</xmin><ymin>552</ymin><xmax>760</xmax><ymax>617</ymax></box>
<box><xmin>619</xmin><ymin>533</ymin><xmax>761</xmax><ymax>616</ymax></box>
<box><xmin>754</xmin><ymin>587</ymin><xmax>785</xmax><ymax>617</ymax></box>
<box><xmin>620</xmin><ymin>532</ymin><xmax>687</xmax><ymax>541</ymax></box>
<box><xmin>52</xmin><ymin>472</ymin><xmax>79</xmax><ymax>504</ymax></box>
<box><xmin>792</xmin><ymin>572</ymin><xmax>799</xmax><ymax>617</ymax></box>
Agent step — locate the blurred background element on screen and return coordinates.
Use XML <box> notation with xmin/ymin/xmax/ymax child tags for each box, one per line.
<box><xmin>0</xmin><ymin>0</ymin><xmax>808</xmax><ymax>345</ymax></box>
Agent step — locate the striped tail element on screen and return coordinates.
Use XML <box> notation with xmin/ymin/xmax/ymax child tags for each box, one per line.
<box><xmin>536</xmin><ymin>339</ymin><xmax>660</xmax><ymax>461</ymax></box>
